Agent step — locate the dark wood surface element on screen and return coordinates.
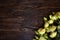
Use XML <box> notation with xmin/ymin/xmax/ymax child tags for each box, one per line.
<box><xmin>0</xmin><ymin>0</ymin><xmax>60</xmax><ymax>40</ymax></box>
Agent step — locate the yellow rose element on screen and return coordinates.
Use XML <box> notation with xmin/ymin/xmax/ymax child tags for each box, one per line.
<box><xmin>50</xmin><ymin>32</ymin><xmax>57</xmax><ymax>38</ymax></box>
<box><xmin>38</xmin><ymin>28</ymin><xmax>45</xmax><ymax>35</ymax></box>
<box><xmin>44</xmin><ymin>22</ymin><xmax>49</xmax><ymax>28</ymax></box>
<box><xmin>56</xmin><ymin>12</ymin><xmax>60</xmax><ymax>16</ymax></box>
<box><xmin>49</xmin><ymin>26</ymin><xmax>56</xmax><ymax>32</ymax></box>
<box><xmin>52</xmin><ymin>16</ymin><xmax>58</xmax><ymax>20</ymax></box>
<box><xmin>56</xmin><ymin>12</ymin><xmax>60</xmax><ymax>18</ymax></box>
<box><xmin>49</xmin><ymin>15</ymin><xmax>58</xmax><ymax>20</ymax></box>
<box><xmin>48</xmin><ymin>20</ymin><xmax>54</xmax><ymax>24</ymax></box>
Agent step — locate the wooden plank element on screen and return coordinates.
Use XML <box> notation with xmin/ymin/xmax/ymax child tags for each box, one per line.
<box><xmin>0</xmin><ymin>0</ymin><xmax>60</xmax><ymax>40</ymax></box>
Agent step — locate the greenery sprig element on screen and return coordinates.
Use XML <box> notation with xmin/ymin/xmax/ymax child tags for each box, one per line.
<box><xmin>33</xmin><ymin>12</ymin><xmax>60</xmax><ymax>40</ymax></box>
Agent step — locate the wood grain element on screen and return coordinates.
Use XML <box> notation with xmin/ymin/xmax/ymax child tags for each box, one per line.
<box><xmin>0</xmin><ymin>0</ymin><xmax>60</xmax><ymax>40</ymax></box>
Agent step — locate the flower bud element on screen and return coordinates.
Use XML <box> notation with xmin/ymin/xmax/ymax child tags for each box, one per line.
<box><xmin>57</xmin><ymin>25</ymin><xmax>60</xmax><ymax>30</ymax></box>
<box><xmin>44</xmin><ymin>17</ymin><xmax>47</xmax><ymax>21</ymax></box>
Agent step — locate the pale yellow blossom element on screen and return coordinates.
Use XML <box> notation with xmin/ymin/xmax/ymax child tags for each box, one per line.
<box><xmin>44</xmin><ymin>22</ymin><xmax>49</xmax><ymax>28</ymax></box>
<box><xmin>38</xmin><ymin>28</ymin><xmax>45</xmax><ymax>35</ymax></box>
<box><xmin>50</xmin><ymin>32</ymin><xmax>57</xmax><ymax>38</ymax></box>
<box><xmin>48</xmin><ymin>20</ymin><xmax>54</xmax><ymax>24</ymax></box>
<box><xmin>49</xmin><ymin>25</ymin><xmax>56</xmax><ymax>32</ymax></box>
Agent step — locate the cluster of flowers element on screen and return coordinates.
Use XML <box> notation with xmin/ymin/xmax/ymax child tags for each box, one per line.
<box><xmin>33</xmin><ymin>12</ymin><xmax>60</xmax><ymax>40</ymax></box>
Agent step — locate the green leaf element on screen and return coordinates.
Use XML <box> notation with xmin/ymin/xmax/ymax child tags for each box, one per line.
<box><xmin>35</xmin><ymin>31</ymin><xmax>39</xmax><ymax>35</ymax></box>
<box><xmin>33</xmin><ymin>39</ymin><xmax>36</xmax><ymax>40</ymax></box>
<box><xmin>35</xmin><ymin>36</ymin><xmax>39</xmax><ymax>39</ymax></box>
<box><xmin>58</xmin><ymin>29</ymin><xmax>60</xmax><ymax>33</ymax></box>
<box><xmin>44</xmin><ymin>34</ymin><xmax>48</xmax><ymax>39</ymax></box>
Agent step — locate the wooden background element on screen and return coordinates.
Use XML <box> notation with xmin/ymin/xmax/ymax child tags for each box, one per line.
<box><xmin>0</xmin><ymin>0</ymin><xmax>60</xmax><ymax>40</ymax></box>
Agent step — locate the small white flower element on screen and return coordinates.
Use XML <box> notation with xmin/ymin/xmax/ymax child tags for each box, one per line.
<box><xmin>38</xmin><ymin>28</ymin><xmax>45</xmax><ymax>35</ymax></box>
<box><xmin>50</xmin><ymin>32</ymin><xmax>57</xmax><ymax>38</ymax></box>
